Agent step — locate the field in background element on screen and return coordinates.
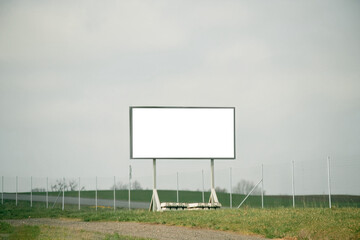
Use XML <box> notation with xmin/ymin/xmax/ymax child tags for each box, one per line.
<box><xmin>26</xmin><ymin>189</ymin><xmax>360</xmax><ymax>208</ymax></box>
<box><xmin>1</xmin><ymin>200</ymin><xmax>359</xmax><ymax>239</ymax></box>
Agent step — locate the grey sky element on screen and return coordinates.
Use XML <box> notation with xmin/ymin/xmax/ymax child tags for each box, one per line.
<box><xmin>1</xmin><ymin>1</ymin><xmax>359</xmax><ymax>194</ymax></box>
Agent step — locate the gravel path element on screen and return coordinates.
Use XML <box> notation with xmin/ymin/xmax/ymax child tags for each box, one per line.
<box><xmin>5</xmin><ymin>218</ymin><xmax>268</xmax><ymax>240</ymax></box>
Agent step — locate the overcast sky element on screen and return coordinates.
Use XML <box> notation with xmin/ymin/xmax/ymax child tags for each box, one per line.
<box><xmin>1</xmin><ymin>1</ymin><xmax>359</xmax><ymax>195</ymax></box>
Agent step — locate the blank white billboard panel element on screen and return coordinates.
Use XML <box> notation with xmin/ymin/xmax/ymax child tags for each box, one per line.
<box><xmin>130</xmin><ymin>107</ymin><xmax>235</xmax><ymax>159</ymax></box>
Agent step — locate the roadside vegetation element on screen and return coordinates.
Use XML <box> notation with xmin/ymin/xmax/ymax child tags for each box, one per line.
<box><xmin>1</xmin><ymin>200</ymin><xmax>359</xmax><ymax>239</ymax></box>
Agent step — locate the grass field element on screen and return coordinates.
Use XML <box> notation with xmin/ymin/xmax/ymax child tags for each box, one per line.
<box><xmin>27</xmin><ymin>189</ymin><xmax>360</xmax><ymax>208</ymax></box>
<box><xmin>1</xmin><ymin>200</ymin><xmax>360</xmax><ymax>239</ymax></box>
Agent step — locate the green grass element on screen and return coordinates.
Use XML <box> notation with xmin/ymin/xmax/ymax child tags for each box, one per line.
<box><xmin>1</xmin><ymin>200</ymin><xmax>360</xmax><ymax>239</ymax></box>
<box><xmin>0</xmin><ymin>221</ymin><xmax>13</xmax><ymax>234</ymax></box>
<box><xmin>27</xmin><ymin>189</ymin><xmax>360</xmax><ymax>208</ymax></box>
<box><xmin>0</xmin><ymin>221</ymin><xmax>40</xmax><ymax>240</ymax></box>
<box><xmin>0</xmin><ymin>222</ymin><xmax>152</xmax><ymax>240</ymax></box>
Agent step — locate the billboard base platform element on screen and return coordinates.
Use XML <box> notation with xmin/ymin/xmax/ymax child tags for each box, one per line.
<box><xmin>160</xmin><ymin>202</ymin><xmax>222</xmax><ymax>211</ymax></box>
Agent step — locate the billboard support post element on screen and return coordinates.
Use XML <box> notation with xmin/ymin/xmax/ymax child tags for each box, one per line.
<box><xmin>149</xmin><ymin>159</ymin><xmax>161</xmax><ymax>212</ymax></box>
<box><xmin>209</xmin><ymin>159</ymin><xmax>219</xmax><ymax>204</ymax></box>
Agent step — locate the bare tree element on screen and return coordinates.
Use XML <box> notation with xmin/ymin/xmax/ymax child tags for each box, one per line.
<box><xmin>51</xmin><ymin>179</ymin><xmax>68</xmax><ymax>192</ymax></box>
<box><xmin>68</xmin><ymin>179</ymin><xmax>78</xmax><ymax>191</ymax></box>
<box><xmin>215</xmin><ymin>186</ymin><xmax>227</xmax><ymax>193</ymax></box>
<box><xmin>132</xmin><ymin>180</ymin><xmax>142</xmax><ymax>190</ymax></box>
<box><xmin>233</xmin><ymin>179</ymin><xmax>262</xmax><ymax>195</ymax></box>
<box><xmin>111</xmin><ymin>180</ymin><xmax>143</xmax><ymax>190</ymax></box>
<box><xmin>32</xmin><ymin>188</ymin><xmax>45</xmax><ymax>192</ymax></box>
<box><xmin>50</xmin><ymin>179</ymin><xmax>84</xmax><ymax>192</ymax></box>
<box><xmin>111</xmin><ymin>181</ymin><xmax>128</xmax><ymax>190</ymax></box>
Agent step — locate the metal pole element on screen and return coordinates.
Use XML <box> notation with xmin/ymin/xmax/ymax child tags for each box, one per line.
<box><xmin>202</xmin><ymin>169</ymin><xmax>204</xmax><ymax>203</ymax></box>
<box><xmin>229</xmin><ymin>167</ymin><xmax>232</xmax><ymax>208</ymax></box>
<box><xmin>95</xmin><ymin>176</ymin><xmax>98</xmax><ymax>211</ymax></box>
<box><xmin>30</xmin><ymin>176</ymin><xmax>32</xmax><ymax>207</ymax></box>
<box><xmin>78</xmin><ymin>177</ymin><xmax>80</xmax><ymax>210</ymax></box>
<box><xmin>211</xmin><ymin>159</ymin><xmax>214</xmax><ymax>190</ymax></box>
<box><xmin>153</xmin><ymin>159</ymin><xmax>156</xmax><ymax>189</ymax></box>
<box><xmin>261</xmin><ymin>164</ymin><xmax>264</xmax><ymax>208</ymax></box>
<box><xmin>153</xmin><ymin>160</ymin><xmax>156</xmax><ymax>189</ymax></box>
<box><xmin>238</xmin><ymin>179</ymin><xmax>262</xmax><ymax>208</ymax></box>
<box><xmin>1</xmin><ymin>176</ymin><xmax>3</xmax><ymax>205</ymax></box>
<box><xmin>327</xmin><ymin>156</ymin><xmax>332</xmax><ymax>209</ymax></box>
<box><xmin>113</xmin><ymin>176</ymin><xmax>116</xmax><ymax>211</ymax></box>
<box><xmin>176</xmin><ymin>172</ymin><xmax>179</xmax><ymax>203</ymax></box>
<box><xmin>16</xmin><ymin>176</ymin><xmax>18</xmax><ymax>206</ymax></box>
<box><xmin>129</xmin><ymin>165</ymin><xmax>131</xmax><ymax>210</ymax></box>
<box><xmin>152</xmin><ymin>159</ymin><xmax>156</xmax><ymax>212</ymax></box>
<box><xmin>292</xmin><ymin>161</ymin><xmax>295</xmax><ymax>208</ymax></box>
<box><xmin>62</xmin><ymin>177</ymin><xmax>65</xmax><ymax>211</ymax></box>
<box><xmin>46</xmin><ymin>177</ymin><xmax>48</xmax><ymax>208</ymax></box>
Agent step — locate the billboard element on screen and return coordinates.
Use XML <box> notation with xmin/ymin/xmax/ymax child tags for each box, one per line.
<box><xmin>130</xmin><ymin>107</ymin><xmax>235</xmax><ymax>159</ymax></box>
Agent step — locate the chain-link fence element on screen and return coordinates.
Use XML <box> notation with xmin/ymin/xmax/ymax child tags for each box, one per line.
<box><xmin>1</xmin><ymin>158</ymin><xmax>359</xmax><ymax>209</ymax></box>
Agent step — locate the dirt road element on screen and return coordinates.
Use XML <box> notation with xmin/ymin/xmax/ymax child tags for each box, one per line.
<box><xmin>5</xmin><ymin>218</ymin><xmax>268</xmax><ymax>240</ymax></box>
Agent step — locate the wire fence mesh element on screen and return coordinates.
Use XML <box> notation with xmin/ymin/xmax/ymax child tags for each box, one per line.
<box><xmin>1</xmin><ymin>158</ymin><xmax>359</xmax><ymax>209</ymax></box>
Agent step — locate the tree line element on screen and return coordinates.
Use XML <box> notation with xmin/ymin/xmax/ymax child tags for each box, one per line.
<box><xmin>34</xmin><ymin>178</ymin><xmax>259</xmax><ymax>195</ymax></box>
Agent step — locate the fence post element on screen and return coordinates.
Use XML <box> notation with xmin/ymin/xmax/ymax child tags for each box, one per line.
<box><xmin>62</xmin><ymin>177</ymin><xmax>65</xmax><ymax>211</ymax></box>
<box><xmin>202</xmin><ymin>169</ymin><xmax>204</xmax><ymax>203</ymax></box>
<box><xmin>46</xmin><ymin>177</ymin><xmax>48</xmax><ymax>208</ymax></box>
<box><xmin>1</xmin><ymin>176</ymin><xmax>3</xmax><ymax>205</ymax></box>
<box><xmin>292</xmin><ymin>161</ymin><xmax>295</xmax><ymax>208</ymax></box>
<box><xmin>78</xmin><ymin>177</ymin><xmax>80</xmax><ymax>210</ymax></box>
<box><xmin>30</xmin><ymin>176</ymin><xmax>33</xmax><ymax>207</ymax></box>
<box><xmin>129</xmin><ymin>165</ymin><xmax>131</xmax><ymax>210</ymax></box>
<box><xmin>95</xmin><ymin>176</ymin><xmax>98</xmax><ymax>211</ymax></box>
<box><xmin>327</xmin><ymin>157</ymin><xmax>332</xmax><ymax>208</ymax></box>
<box><xmin>16</xmin><ymin>176</ymin><xmax>18</xmax><ymax>206</ymax></box>
<box><xmin>229</xmin><ymin>167</ymin><xmax>232</xmax><ymax>208</ymax></box>
<box><xmin>113</xmin><ymin>176</ymin><xmax>116</xmax><ymax>211</ymax></box>
<box><xmin>261</xmin><ymin>164</ymin><xmax>264</xmax><ymax>208</ymax></box>
<box><xmin>176</xmin><ymin>172</ymin><xmax>179</xmax><ymax>203</ymax></box>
